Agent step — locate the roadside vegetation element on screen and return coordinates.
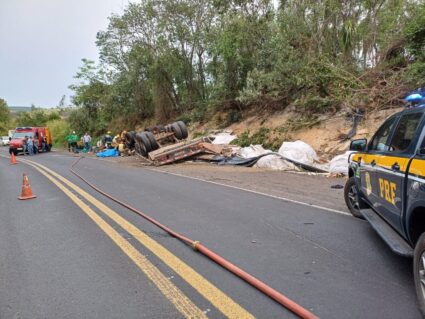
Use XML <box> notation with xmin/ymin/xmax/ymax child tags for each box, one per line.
<box><xmin>0</xmin><ymin>98</ymin><xmax>70</xmax><ymax>148</ymax></box>
<box><xmin>3</xmin><ymin>1</ymin><xmax>425</xmax><ymax>143</ymax></box>
<box><xmin>65</xmin><ymin>0</ymin><xmax>425</xmax><ymax>136</ymax></box>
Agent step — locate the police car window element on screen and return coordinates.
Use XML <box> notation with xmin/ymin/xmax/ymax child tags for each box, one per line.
<box><xmin>370</xmin><ymin>117</ymin><xmax>397</xmax><ymax>152</ymax></box>
<box><xmin>389</xmin><ymin>112</ymin><xmax>422</xmax><ymax>152</ymax></box>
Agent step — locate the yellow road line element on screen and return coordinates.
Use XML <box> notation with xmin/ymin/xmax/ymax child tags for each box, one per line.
<box><xmin>25</xmin><ymin>162</ymin><xmax>207</xmax><ymax>318</ymax></box>
<box><xmin>25</xmin><ymin>159</ymin><xmax>254</xmax><ymax>319</ymax></box>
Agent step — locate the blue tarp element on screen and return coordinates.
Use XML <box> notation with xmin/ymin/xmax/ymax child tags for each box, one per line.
<box><xmin>96</xmin><ymin>148</ymin><xmax>119</xmax><ymax>157</ymax></box>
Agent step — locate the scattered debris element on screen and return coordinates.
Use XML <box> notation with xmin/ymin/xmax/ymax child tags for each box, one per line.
<box><xmin>115</xmin><ymin>122</ymin><xmax>352</xmax><ymax>175</ymax></box>
<box><xmin>211</xmin><ymin>132</ymin><xmax>237</xmax><ymax>145</ymax></box>
<box><xmin>329</xmin><ymin>151</ymin><xmax>354</xmax><ymax>175</ymax></box>
<box><xmin>278</xmin><ymin>140</ymin><xmax>318</xmax><ymax>166</ymax></box>
<box><xmin>330</xmin><ymin>184</ymin><xmax>344</xmax><ymax>189</ymax></box>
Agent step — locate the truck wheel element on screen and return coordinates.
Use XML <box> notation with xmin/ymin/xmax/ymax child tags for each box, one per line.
<box><xmin>125</xmin><ymin>131</ymin><xmax>136</xmax><ymax>149</ymax></box>
<box><xmin>146</xmin><ymin>132</ymin><xmax>159</xmax><ymax>151</ymax></box>
<box><xmin>176</xmin><ymin>121</ymin><xmax>188</xmax><ymax>139</ymax></box>
<box><xmin>344</xmin><ymin>177</ymin><xmax>365</xmax><ymax>219</ymax></box>
<box><xmin>171</xmin><ymin>123</ymin><xmax>183</xmax><ymax>140</ymax></box>
<box><xmin>414</xmin><ymin>233</ymin><xmax>425</xmax><ymax>317</ymax></box>
<box><xmin>135</xmin><ymin>132</ymin><xmax>152</xmax><ymax>153</ymax></box>
<box><xmin>135</xmin><ymin>142</ymin><xmax>148</xmax><ymax>157</ymax></box>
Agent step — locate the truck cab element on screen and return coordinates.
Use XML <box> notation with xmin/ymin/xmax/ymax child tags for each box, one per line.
<box><xmin>345</xmin><ymin>105</ymin><xmax>425</xmax><ymax>316</ymax></box>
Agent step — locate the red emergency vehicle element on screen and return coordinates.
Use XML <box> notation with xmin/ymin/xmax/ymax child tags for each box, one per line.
<box><xmin>9</xmin><ymin>127</ymin><xmax>53</xmax><ymax>155</ymax></box>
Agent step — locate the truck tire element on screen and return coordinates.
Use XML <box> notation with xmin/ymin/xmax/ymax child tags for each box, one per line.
<box><xmin>414</xmin><ymin>232</ymin><xmax>425</xmax><ymax>317</ymax></box>
<box><xmin>344</xmin><ymin>177</ymin><xmax>365</xmax><ymax>219</ymax></box>
<box><xmin>135</xmin><ymin>141</ymin><xmax>148</xmax><ymax>157</ymax></box>
<box><xmin>171</xmin><ymin>122</ymin><xmax>183</xmax><ymax>140</ymax></box>
<box><xmin>146</xmin><ymin>131</ymin><xmax>159</xmax><ymax>151</ymax></box>
<box><xmin>176</xmin><ymin>121</ymin><xmax>188</xmax><ymax>139</ymax></box>
<box><xmin>135</xmin><ymin>132</ymin><xmax>152</xmax><ymax>153</ymax></box>
<box><xmin>125</xmin><ymin>131</ymin><xmax>136</xmax><ymax>149</ymax></box>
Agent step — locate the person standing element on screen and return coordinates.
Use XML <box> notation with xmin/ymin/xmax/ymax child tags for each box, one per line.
<box><xmin>27</xmin><ymin>137</ymin><xmax>34</xmax><ymax>156</ymax></box>
<box><xmin>22</xmin><ymin>136</ymin><xmax>28</xmax><ymax>155</ymax></box>
<box><xmin>83</xmin><ymin>132</ymin><xmax>92</xmax><ymax>152</ymax></box>
<box><xmin>42</xmin><ymin>136</ymin><xmax>49</xmax><ymax>152</ymax></box>
<box><xmin>65</xmin><ymin>131</ymin><xmax>79</xmax><ymax>152</ymax></box>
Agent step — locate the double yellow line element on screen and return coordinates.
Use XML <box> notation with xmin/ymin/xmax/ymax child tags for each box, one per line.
<box><xmin>18</xmin><ymin>158</ymin><xmax>254</xmax><ymax>319</ymax></box>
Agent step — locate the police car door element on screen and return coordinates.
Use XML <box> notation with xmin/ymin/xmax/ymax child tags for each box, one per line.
<box><xmin>371</xmin><ymin>112</ymin><xmax>423</xmax><ymax>233</ymax></box>
<box><xmin>363</xmin><ymin>116</ymin><xmax>398</xmax><ymax>207</ymax></box>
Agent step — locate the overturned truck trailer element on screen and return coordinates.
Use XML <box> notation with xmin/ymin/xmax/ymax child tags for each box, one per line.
<box><xmin>128</xmin><ymin>121</ymin><xmax>219</xmax><ymax>166</ymax></box>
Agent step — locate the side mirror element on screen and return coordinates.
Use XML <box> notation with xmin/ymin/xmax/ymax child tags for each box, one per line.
<box><xmin>350</xmin><ymin>138</ymin><xmax>367</xmax><ymax>151</ymax></box>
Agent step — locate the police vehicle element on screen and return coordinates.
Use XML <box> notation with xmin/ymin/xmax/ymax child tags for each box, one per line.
<box><xmin>345</xmin><ymin>92</ymin><xmax>425</xmax><ymax>316</ymax></box>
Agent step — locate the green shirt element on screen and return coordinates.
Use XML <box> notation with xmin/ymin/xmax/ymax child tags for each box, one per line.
<box><xmin>66</xmin><ymin>134</ymin><xmax>79</xmax><ymax>143</ymax></box>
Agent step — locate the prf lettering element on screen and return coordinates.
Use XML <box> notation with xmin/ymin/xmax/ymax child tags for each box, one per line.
<box><xmin>379</xmin><ymin>178</ymin><xmax>396</xmax><ymax>205</ymax></box>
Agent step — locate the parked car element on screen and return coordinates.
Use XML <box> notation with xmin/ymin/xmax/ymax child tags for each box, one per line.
<box><xmin>1</xmin><ymin>136</ymin><xmax>10</xmax><ymax>146</ymax></box>
<box><xmin>346</xmin><ymin>103</ymin><xmax>425</xmax><ymax>316</ymax></box>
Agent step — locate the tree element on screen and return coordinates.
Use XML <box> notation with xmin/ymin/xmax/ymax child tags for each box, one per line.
<box><xmin>68</xmin><ymin>0</ymin><xmax>422</xmax><ymax>132</ymax></box>
<box><xmin>58</xmin><ymin>95</ymin><xmax>66</xmax><ymax>108</ymax></box>
<box><xmin>0</xmin><ymin>98</ymin><xmax>11</xmax><ymax>135</ymax></box>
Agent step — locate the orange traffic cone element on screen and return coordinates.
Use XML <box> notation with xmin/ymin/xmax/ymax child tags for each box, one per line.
<box><xmin>10</xmin><ymin>152</ymin><xmax>17</xmax><ymax>165</ymax></box>
<box><xmin>18</xmin><ymin>173</ymin><xmax>36</xmax><ymax>200</ymax></box>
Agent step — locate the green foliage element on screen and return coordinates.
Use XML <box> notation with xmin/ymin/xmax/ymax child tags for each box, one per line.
<box><xmin>405</xmin><ymin>62</ymin><xmax>425</xmax><ymax>87</ymax></box>
<box><xmin>403</xmin><ymin>4</ymin><xmax>425</xmax><ymax>87</ymax></box>
<box><xmin>175</xmin><ymin>114</ymin><xmax>192</xmax><ymax>126</ymax></box>
<box><xmin>68</xmin><ymin>107</ymin><xmax>107</xmax><ymax>136</ymax></box>
<box><xmin>404</xmin><ymin>4</ymin><xmax>425</xmax><ymax>60</ymax></box>
<box><xmin>191</xmin><ymin>104</ymin><xmax>207</xmax><ymax>123</ymax></box>
<box><xmin>0</xmin><ymin>98</ymin><xmax>11</xmax><ymax>135</ymax></box>
<box><xmin>68</xmin><ymin>0</ymin><xmax>421</xmax><ymax>134</ymax></box>
<box><xmin>46</xmin><ymin>119</ymin><xmax>70</xmax><ymax>148</ymax></box>
<box><xmin>234</xmin><ymin>127</ymin><xmax>274</xmax><ymax>149</ymax></box>
<box><xmin>14</xmin><ymin>110</ymin><xmax>60</xmax><ymax>127</ymax></box>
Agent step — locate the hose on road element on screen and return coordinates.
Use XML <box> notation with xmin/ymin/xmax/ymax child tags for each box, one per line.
<box><xmin>70</xmin><ymin>156</ymin><xmax>319</xmax><ymax>319</ymax></box>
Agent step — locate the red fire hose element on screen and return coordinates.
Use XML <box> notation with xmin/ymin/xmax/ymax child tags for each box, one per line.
<box><xmin>70</xmin><ymin>156</ymin><xmax>319</xmax><ymax>319</ymax></box>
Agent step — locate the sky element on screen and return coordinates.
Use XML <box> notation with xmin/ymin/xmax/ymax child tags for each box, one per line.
<box><xmin>0</xmin><ymin>0</ymin><xmax>127</xmax><ymax>107</ymax></box>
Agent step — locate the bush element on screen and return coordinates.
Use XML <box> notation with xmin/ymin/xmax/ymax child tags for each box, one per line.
<box><xmin>405</xmin><ymin>62</ymin><xmax>425</xmax><ymax>87</ymax></box>
<box><xmin>234</xmin><ymin>127</ymin><xmax>276</xmax><ymax>150</ymax></box>
<box><xmin>46</xmin><ymin>119</ymin><xmax>70</xmax><ymax>148</ymax></box>
<box><xmin>175</xmin><ymin>114</ymin><xmax>192</xmax><ymax>125</ymax></box>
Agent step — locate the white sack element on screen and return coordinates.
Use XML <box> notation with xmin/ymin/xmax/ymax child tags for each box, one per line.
<box><xmin>254</xmin><ymin>154</ymin><xmax>301</xmax><ymax>171</ymax></box>
<box><xmin>329</xmin><ymin>151</ymin><xmax>353</xmax><ymax>175</ymax></box>
<box><xmin>211</xmin><ymin>133</ymin><xmax>237</xmax><ymax>145</ymax></box>
<box><xmin>238</xmin><ymin>144</ymin><xmax>271</xmax><ymax>158</ymax></box>
<box><xmin>278</xmin><ymin>140</ymin><xmax>318</xmax><ymax>165</ymax></box>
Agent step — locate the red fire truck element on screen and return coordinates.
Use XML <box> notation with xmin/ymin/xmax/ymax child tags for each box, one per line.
<box><xmin>9</xmin><ymin>127</ymin><xmax>53</xmax><ymax>155</ymax></box>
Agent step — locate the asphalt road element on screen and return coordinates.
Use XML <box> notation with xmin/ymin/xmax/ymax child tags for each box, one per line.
<box><xmin>0</xmin><ymin>149</ymin><xmax>421</xmax><ymax>318</ymax></box>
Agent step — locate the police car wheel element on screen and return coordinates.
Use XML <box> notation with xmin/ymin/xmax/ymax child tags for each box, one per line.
<box><xmin>414</xmin><ymin>233</ymin><xmax>425</xmax><ymax>317</ymax></box>
<box><xmin>344</xmin><ymin>177</ymin><xmax>365</xmax><ymax>219</ymax></box>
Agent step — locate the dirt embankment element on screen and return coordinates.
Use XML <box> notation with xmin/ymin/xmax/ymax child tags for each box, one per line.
<box><xmin>190</xmin><ymin>106</ymin><xmax>404</xmax><ymax>161</ymax></box>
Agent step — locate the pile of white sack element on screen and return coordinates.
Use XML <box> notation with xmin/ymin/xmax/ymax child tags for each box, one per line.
<box><xmin>238</xmin><ymin>140</ymin><xmax>351</xmax><ymax>175</ymax></box>
<box><xmin>209</xmin><ymin>131</ymin><xmax>351</xmax><ymax>175</ymax></box>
